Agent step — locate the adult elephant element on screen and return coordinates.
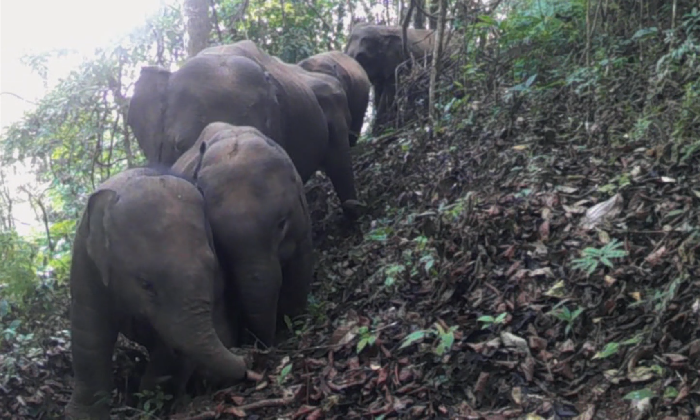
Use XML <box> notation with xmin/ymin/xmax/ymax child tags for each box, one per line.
<box><xmin>344</xmin><ymin>23</ymin><xmax>436</xmax><ymax>134</ymax></box>
<box><xmin>129</xmin><ymin>42</ymin><xmax>363</xmax><ymax>219</ymax></box>
<box><xmin>127</xmin><ymin>55</ymin><xmax>281</xmax><ymax>166</ymax></box>
<box><xmin>298</xmin><ymin>51</ymin><xmax>371</xmax><ymax>147</ymax></box>
<box><xmin>173</xmin><ymin>122</ymin><xmax>314</xmax><ymax>348</ymax></box>
<box><xmin>200</xmin><ymin>41</ymin><xmax>363</xmax><ymax>219</ymax></box>
<box><xmin>65</xmin><ymin>167</ymin><xmax>254</xmax><ymax>420</ymax></box>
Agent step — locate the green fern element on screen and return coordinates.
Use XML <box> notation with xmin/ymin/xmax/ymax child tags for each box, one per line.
<box><xmin>572</xmin><ymin>239</ymin><xmax>628</xmax><ymax>276</ymax></box>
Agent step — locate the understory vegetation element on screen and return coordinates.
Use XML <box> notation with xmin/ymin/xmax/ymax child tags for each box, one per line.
<box><xmin>2</xmin><ymin>0</ymin><xmax>700</xmax><ymax>418</ymax></box>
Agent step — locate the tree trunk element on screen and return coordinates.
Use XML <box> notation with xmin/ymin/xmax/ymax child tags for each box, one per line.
<box><xmin>427</xmin><ymin>0</ymin><xmax>438</xmax><ymax>29</ymax></box>
<box><xmin>185</xmin><ymin>0</ymin><xmax>212</xmax><ymax>58</ymax></box>
<box><xmin>414</xmin><ymin>0</ymin><xmax>426</xmax><ymax>29</ymax></box>
<box><xmin>428</xmin><ymin>0</ymin><xmax>446</xmax><ymax>124</ymax></box>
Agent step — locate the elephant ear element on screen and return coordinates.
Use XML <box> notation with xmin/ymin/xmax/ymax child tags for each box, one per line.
<box><xmin>85</xmin><ymin>189</ymin><xmax>118</xmax><ymax>287</ymax></box>
<box><xmin>127</xmin><ymin>66</ymin><xmax>171</xmax><ymax>164</ymax></box>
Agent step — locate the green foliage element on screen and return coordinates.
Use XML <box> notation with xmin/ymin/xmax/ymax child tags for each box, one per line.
<box><xmin>571</xmin><ymin>239</ymin><xmax>628</xmax><ymax>276</ymax></box>
<box><xmin>356</xmin><ymin>325</ymin><xmax>378</xmax><ymax>354</ymax></box>
<box><xmin>278</xmin><ymin>362</ymin><xmax>293</xmax><ymax>385</ymax></box>
<box><xmin>0</xmin><ymin>232</ymin><xmax>38</xmax><ymax>308</ymax></box>
<box><xmin>135</xmin><ymin>388</ymin><xmax>173</xmax><ymax>417</ymax></box>
<box><xmin>399</xmin><ymin>323</ymin><xmax>458</xmax><ymax>356</ymax></box>
<box><xmin>477</xmin><ymin>312</ymin><xmax>508</xmax><ymax>330</ymax></box>
<box><xmin>549</xmin><ymin>304</ymin><xmax>584</xmax><ymax>336</ymax></box>
<box><xmin>214</xmin><ymin>0</ymin><xmax>347</xmax><ymax>62</ymax></box>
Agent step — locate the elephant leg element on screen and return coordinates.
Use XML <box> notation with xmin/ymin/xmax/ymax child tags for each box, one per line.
<box><xmin>276</xmin><ymin>238</ymin><xmax>314</xmax><ymax>339</ymax></box>
<box><xmin>65</xmin><ymin>302</ymin><xmax>118</xmax><ymax>420</ymax></box>
<box><xmin>374</xmin><ymin>81</ymin><xmax>396</xmax><ymax>134</ymax></box>
<box><xmin>322</xmin><ymin>124</ymin><xmax>365</xmax><ymax>220</ymax></box>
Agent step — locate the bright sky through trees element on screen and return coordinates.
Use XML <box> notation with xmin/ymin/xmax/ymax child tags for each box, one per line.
<box><xmin>1</xmin><ymin>0</ymin><xmax>166</xmax><ymax>130</ymax></box>
<box><xmin>1</xmin><ymin>0</ymin><xmax>167</xmax><ymax>234</ymax></box>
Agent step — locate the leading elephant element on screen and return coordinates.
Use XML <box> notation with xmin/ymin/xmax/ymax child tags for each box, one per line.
<box><xmin>344</xmin><ymin>24</ymin><xmax>436</xmax><ymax>134</ymax></box>
<box><xmin>65</xmin><ymin>166</ymin><xmax>253</xmax><ymax>420</ymax></box>
<box><xmin>298</xmin><ymin>51</ymin><xmax>371</xmax><ymax>147</ymax></box>
<box><xmin>173</xmin><ymin>122</ymin><xmax>314</xmax><ymax>348</ymax></box>
<box><xmin>199</xmin><ymin>41</ymin><xmax>364</xmax><ymax>219</ymax></box>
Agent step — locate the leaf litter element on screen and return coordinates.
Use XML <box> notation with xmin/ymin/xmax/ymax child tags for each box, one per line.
<box><xmin>2</xmin><ymin>84</ymin><xmax>700</xmax><ymax>420</ymax></box>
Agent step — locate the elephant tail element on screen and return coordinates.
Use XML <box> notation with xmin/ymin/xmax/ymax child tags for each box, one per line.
<box><xmin>193</xmin><ymin>141</ymin><xmax>207</xmax><ymax>183</ymax></box>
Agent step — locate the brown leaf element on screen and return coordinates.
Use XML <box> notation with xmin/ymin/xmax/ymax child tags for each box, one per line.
<box><xmin>293</xmin><ymin>405</ymin><xmax>318</xmax><ymax>419</ymax></box>
<box><xmin>662</xmin><ymin>353</ymin><xmax>688</xmax><ymax>368</ymax></box>
<box><xmin>306</xmin><ymin>408</ymin><xmax>324</xmax><ymax>420</ymax></box>
<box><xmin>377</xmin><ymin>367</ymin><xmax>388</xmax><ymax>387</ymax></box>
<box><xmin>474</xmin><ymin>371</ymin><xmax>490</xmax><ymax>393</ymax></box>
<box><xmin>644</xmin><ymin>246</ymin><xmax>667</xmax><ymax>266</ymax></box>
<box><xmin>672</xmin><ymin>384</ymin><xmax>689</xmax><ymax>405</ymax></box>
<box><xmin>528</xmin><ymin>336</ymin><xmax>547</xmax><ymax>352</ymax></box>
<box><xmin>573</xmin><ymin>404</ymin><xmax>596</xmax><ymax>420</ymax></box>
<box><xmin>539</xmin><ymin>219</ymin><xmax>550</xmax><ymax>241</ymax></box>
<box><xmin>222</xmin><ymin>406</ymin><xmax>246</xmax><ymax>417</ymax></box>
<box><xmin>521</xmin><ymin>356</ymin><xmax>535</xmax><ymax>382</ymax></box>
<box><xmin>397</xmin><ymin>366</ymin><xmax>413</xmax><ymax>383</ymax></box>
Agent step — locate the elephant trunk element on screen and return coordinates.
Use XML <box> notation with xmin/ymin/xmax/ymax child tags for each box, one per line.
<box><xmin>160</xmin><ymin>298</ymin><xmax>248</xmax><ymax>382</ymax></box>
<box><xmin>234</xmin><ymin>260</ymin><xmax>283</xmax><ymax>348</ymax></box>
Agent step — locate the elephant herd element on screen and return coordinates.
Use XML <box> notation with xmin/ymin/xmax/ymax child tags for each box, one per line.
<box><xmin>65</xmin><ymin>23</ymin><xmax>441</xmax><ymax>420</ymax></box>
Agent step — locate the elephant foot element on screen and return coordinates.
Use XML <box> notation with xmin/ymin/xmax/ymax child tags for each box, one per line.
<box><xmin>341</xmin><ymin>200</ymin><xmax>366</xmax><ymax>220</ymax></box>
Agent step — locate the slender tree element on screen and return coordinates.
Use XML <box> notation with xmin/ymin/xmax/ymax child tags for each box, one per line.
<box><xmin>184</xmin><ymin>0</ymin><xmax>212</xmax><ymax>58</ymax></box>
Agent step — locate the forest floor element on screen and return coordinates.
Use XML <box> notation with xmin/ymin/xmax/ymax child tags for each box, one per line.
<box><xmin>2</xmin><ymin>86</ymin><xmax>700</xmax><ymax>420</ymax></box>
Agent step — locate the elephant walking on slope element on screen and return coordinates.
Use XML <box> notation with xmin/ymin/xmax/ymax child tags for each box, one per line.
<box><xmin>128</xmin><ymin>40</ymin><xmax>364</xmax><ymax>219</ymax></box>
<box><xmin>344</xmin><ymin>23</ymin><xmax>437</xmax><ymax>134</ymax></box>
<box><xmin>173</xmin><ymin>122</ymin><xmax>314</xmax><ymax>348</ymax></box>
<box><xmin>65</xmin><ymin>167</ymin><xmax>252</xmax><ymax>420</ymax></box>
<box><xmin>298</xmin><ymin>51</ymin><xmax>371</xmax><ymax>147</ymax></box>
<box><xmin>199</xmin><ymin>40</ymin><xmax>365</xmax><ymax>219</ymax></box>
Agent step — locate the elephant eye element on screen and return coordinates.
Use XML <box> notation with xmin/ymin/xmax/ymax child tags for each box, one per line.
<box><xmin>139</xmin><ymin>278</ymin><xmax>156</xmax><ymax>295</ymax></box>
<box><xmin>277</xmin><ymin>217</ymin><xmax>288</xmax><ymax>234</ymax></box>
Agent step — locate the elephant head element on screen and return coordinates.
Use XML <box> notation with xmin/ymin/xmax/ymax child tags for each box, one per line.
<box><xmin>173</xmin><ymin>123</ymin><xmax>313</xmax><ymax>348</ymax></box>
<box><xmin>127</xmin><ymin>54</ymin><xmax>281</xmax><ymax>166</ymax></box>
<box><xmin>344</xmin><ymin>24</ymin><xmax>436</xmax><ymax>134</ymax></box>
<box><xmin>344</xmin><ymin>24</ymin><xmax>436</xmax><ymax>84</ymax></box>
<box><xmin>66</xmin><ymin>167</ymin><xmax>248</xmax><ymax>420</ymax></box>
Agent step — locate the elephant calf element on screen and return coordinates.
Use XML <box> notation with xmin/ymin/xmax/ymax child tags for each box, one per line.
<box><xmin>173</xmin><ymin>122</ymin><xmax>314</xmax><ymax>348</ymax></box>
<box><xmin>65</xmin><ymin>167</ymin><xmax>251</xmax><ymax>420</ymax></box>
<box><xmin>298</xmin><ymin>51</ymin><xmax>371</xmax><ymax>147</ymax></box>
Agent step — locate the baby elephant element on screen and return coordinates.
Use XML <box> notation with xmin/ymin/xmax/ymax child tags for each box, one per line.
<box><xmin>173</xmin><ymin>122</ymin><xmax>314</xmax><ymax>348</ymax></box>
<box><xmin>65</xmin><ymin>167</ymin><xmax>251</xmax><ymax>420</ymax></box>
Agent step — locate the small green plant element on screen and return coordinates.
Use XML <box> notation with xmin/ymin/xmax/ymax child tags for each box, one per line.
<box><xmin>356</xmin><ymin>326</ymin><xmax>378</xmax><ymax>353</ymax></box>
<box><xmin>592</xmin><ymin>335</ymin><xmax>643</xmax><ymax>360</ymax></box>
<box><xmin>571</xmin><ymin>239</ymin><xmax>627</xmax><ymax>276</ymax></box>
<box><xmin>477</xmin><ymin>312</ymin><xmax>508</xmax><ymax>329</ymax></box>
<box><xmin>135</xmin><ymin>388</ymin><xmax>173</xmax><ymax>417</ymax></box>
<box><xmin>278</xmin><ymin>362</ymin><xmax>293</xmax><ymax>385</ymax></box>
<box><xmin>283</xmin><ymin>314</ymin><xmax>306</xmax><ymax>336</ymax></box>
<box><xmin>549</xmin><ymin>304</ymin><xmax>584</xmax><ymax>336</ymax></box>
<box><xmin>383</xmin><ymin>263</ymin><xmax>406</xmax><ymax>287</ymax></box>
<box><xmin>399</xmin><ymin>323</ymin><xmax>459</xmax><ymax>356</ymax></box>
<box><xmin>306</xmin><ymin>293</ymin><xmax>327</xmax><ymax>324</ymax></box>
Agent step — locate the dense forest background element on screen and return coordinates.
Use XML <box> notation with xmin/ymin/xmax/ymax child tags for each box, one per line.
<box><xmin>2</xmin><ymin>0</ymin><xmax>700</xmax><ymax>418</ymax></box>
